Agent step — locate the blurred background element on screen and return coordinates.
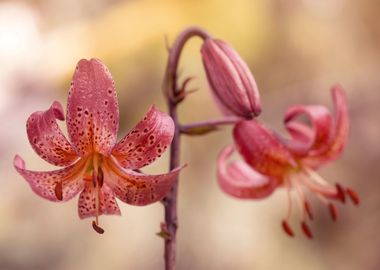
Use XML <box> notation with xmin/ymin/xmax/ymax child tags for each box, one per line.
<box><xmin>1</xmin><ymin>0</ymin><xmax>379</xmax><ymax>269</ymax></box>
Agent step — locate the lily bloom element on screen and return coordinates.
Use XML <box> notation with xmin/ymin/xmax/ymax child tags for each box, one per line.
<box><xmin>201</xmin><ymin>38</ymin><xmax>261</xmax><ymax>119</ymax></box>
<box><xmin>14</xmin><ymin>59</ymin><xmax>181</xmax><ymax>233</ymax></box>
<box><xmin>218</xmin><ymin>85</ymin><xmax>359</xmax><ymax>238</ymax></box>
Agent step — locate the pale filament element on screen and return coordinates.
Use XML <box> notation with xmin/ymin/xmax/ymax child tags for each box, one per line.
<box><xmin>303</xmin><ymin>167</ymin><xmax>329</xmax><ymax>186</ymax></box>
<box><xmin>297</xmin><ymin>172</ymin><xmax>330</xmax><ymax>205</ymax></box>
<box><xmin>285</xmin><ymin>179</ymin><xmax>293</xmax><ymax>221</ymax></box>
<box><xmin>285</xmin><ymin>175</ymin><xmax>307</xmax><ymax>221</ymax></box>
<box><xmin>92</xmin><ymin>154</ymin><xmax>100</xmax><ymax>226</ymax></box>
<box><xmin>292</xmin><ymin>175</ymin><xmax>307</xmax><ymax>221</ymax></box>
<box><xmin>299</xmin><ymin>169</ymin><xmax>337</xmax><ymax>197</ymax></box>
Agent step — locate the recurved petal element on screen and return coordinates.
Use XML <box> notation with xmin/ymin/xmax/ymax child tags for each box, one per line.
<box><xmin>279</xmin><ymin>120</ymin><xmax>315</xmax><ymax>156</ymax></box>
<box><xmin>112</xmin><ymin>106</ymin><xmax>174</xmax><ymax>169</ymax></box>
<box><xmin>67</xmin><ymin>59</ymin><xmax>119</xmax><ymax>156</ymax></box>
<box><xmin>303</xmin><ymin>85</ymin><xmax>349</xmax><ymax>167</ymax></box>
<box><xmin>103</xmin><ymin>157</ymin><xmax>181</xmax><ymax>206</ymax></box>
<box><xmin>329</xmin><ymin>84</ymin><xmax>349</xmax><ymax>156</ymax></box>
<box><xmin>78</xmin><ymin>183</ymin><xmax>121</xmax><ymax>219</ymax></box>
<box><xmin>26</xmin><ymin>101</ymin><xmax>78</xmax><ymax>166</ymax></box>
<box><xmin>285</xmin><ymin>121</ymin><xmax>313</xmax><ymax>143</ymax></box>
<box><xmin>14</xmin><ymin>155</ymin><xmax>86</xmax><ymax>202</ymax></box>
<box><xmin>233</xmin><ymin>120</ymin><xmax>296</xmax><ymax>178</ymax></box>
<box><xmin>284</xmin><ymin>104</ymin><xmax>333</xmax><ymax>156</ymax></box>
<box><xmin>217</xmin><ymin>146</ymin><xmax>280</xmax><ymax>199</ymax></box>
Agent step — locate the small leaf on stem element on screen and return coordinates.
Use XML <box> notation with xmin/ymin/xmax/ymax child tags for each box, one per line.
<box><xmin>180</xmin><ymin>125</ymin><xmax>219</xmax><ymax>136</ymax></box>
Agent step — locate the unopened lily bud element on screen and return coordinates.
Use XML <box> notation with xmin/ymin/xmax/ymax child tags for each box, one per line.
<box><xmin>201</xmin><ymin>38</ymin><xmax>261</xmax><ymax>119</ymax></box>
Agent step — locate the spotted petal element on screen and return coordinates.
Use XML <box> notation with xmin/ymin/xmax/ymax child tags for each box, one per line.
<box><xmin>26</xmin><ymin>101</ymin><xmax>77</xmax><ymax>166</ymax></box>
<box><xmin>233</xmin><ymin>120</ymin><xmax>296</xmax><ymax>178</ymax></box>
<box><xmin>67</xmin><ymin>59</ymin><xmax>119</xmax><ymax>156</ymax></box>
<box><xmin>14</xmin><ymin>155</ymin><xmax>86</xmax><ymax>202</ymax></box>
<box><xmin>217</xmin><ymin>146</ymin><xmax>280</xmax><ymax>199</ymax></box>
<box><xmin>103</xmin><ymin>157</ymin><xmax>181</xmax><ymax>206</ymax></box>
<box><xmin>112</xmin><ymin>106</ymin><xmax>174</xmax><ymax>169</ymax></box>
<box><xmin>78</xmin><ymin>183</ymin><xmax>121</xmax><ymax>219</ymax></box>
<box><xmin>284</xmin><ymin>104</ymin><xmax>333</xmax><ymax>156</ymax></box>
<box><xmin>303</xmin><ymin>85</ymin><xmax>349</xmax><ymax>168</ymax></box>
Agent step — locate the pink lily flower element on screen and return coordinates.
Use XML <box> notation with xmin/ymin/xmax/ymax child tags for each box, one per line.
<box><xmin>217</xmin><ymin>85</ymin><xmax>359</xmax><ymax>238</ymax></box>
<box><xmin>14</xmin><ymin>59</ymin><xmax>181</xmax><ymax>233</ymax></box>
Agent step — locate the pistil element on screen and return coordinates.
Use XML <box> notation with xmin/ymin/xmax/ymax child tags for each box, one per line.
<box><xmin>91</xmin><ymin>153</ymin><xmax>105</xmax><ymax>234</ymax></box>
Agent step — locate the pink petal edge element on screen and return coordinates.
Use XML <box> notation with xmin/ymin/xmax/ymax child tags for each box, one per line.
<box><xmin>284</xmin><ymin>104</ymin><xmax>333</xmax><ymax>156</ymax></box>
<box><xmin>26</xmin><ymin>101</ymin><xmax>78</xmax><ymax>166</ymax></box>
<box><xmin>217</xmin><ymin>145</ymin><xmax>279</xmax><ymax>199</ymax></box>
<box><xmin>103</xmin><ymin>157</ymin><xmax>184</xmax><ymax>206</ymax></box>
<box><xmin>280</xmin><ymin>121</ymin><xmax>314</xmax><ymax>155</ymax></box>
<box><xmin>66</xmin><ymin>58</ymin><xmax>119</xmax><ymax>156</ymax></box>
<box><xmin>302</xmin><ymin>84</ymin><xmax>349</xmax><ymax>167</ymax></box>
<box><xmin>112</xmin><ymin>105</ymin><xmax>174</xmax><ymax>169</ymax></box>
<box><xmin>14</xmin><ymin>155</ymin><xmax>86</xmax><ymax>202</ymax></box>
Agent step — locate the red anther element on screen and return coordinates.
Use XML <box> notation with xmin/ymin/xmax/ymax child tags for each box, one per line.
<box><xmin>97</xmin><ymin>168</ymin><xmax>104</xmax><ymax>188</ymax></box>
<box><xmin>282</xmin><ymin>220</ymin><xmax>294</xmax><ymax>237</ymax></box>
<box><xmin>92</xmin><ymin>172</ymin><xmax>97</xmax><ymax>188</ymax></box>
<box><xmin>92</xmin><ymin>221</ymin><xmax>105</xmax><ymax>234</ymax></box>
<box><xmin>304</xmin><ymin>200</ymin><xmax>313</xmax><ymax>220</ymax></box>
<box><xmin>346</xmin><ymin>188</ymin><xmax>360</xmax><ymax>206</ymax></box>
<box><xmin>335</xmin><ymin>183</ymin><xmax>346</xmax><ymax>203</ymax></box>
<box><xmin>54</xmin><ymin>182</ymin><xmax>63</xmax><ymax>201</ymax></box>
<box><xmin>301</xmin><ymin>221</ymin><xmax>313</xmax><ymax>239</ymax></box>
<box><xmin>328</xmin><ymin>203</ymin><xmax>338</xmax><ymax>222</ymax></box>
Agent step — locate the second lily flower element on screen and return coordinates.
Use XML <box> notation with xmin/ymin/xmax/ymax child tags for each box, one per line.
<box><xmin>218</xmin><ymin>85</ymin><xmax>359</xmax><ymax>238</ymax></box>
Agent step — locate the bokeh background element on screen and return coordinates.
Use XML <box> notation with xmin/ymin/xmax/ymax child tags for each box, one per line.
<box><xmin>1</xmin><ymin>0</ymin><xmax>379</xmax><ymax>269</ymax></box>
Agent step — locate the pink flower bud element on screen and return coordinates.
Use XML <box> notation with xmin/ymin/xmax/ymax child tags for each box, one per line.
<box><xmin>201</xmin><ymin>38</ymin><xmax>261</xmax><ymax>118</ymax></box>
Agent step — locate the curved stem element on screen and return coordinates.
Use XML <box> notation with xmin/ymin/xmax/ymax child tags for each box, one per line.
<box><xmin>162</xmin><ymin>27</ymin><xmax>210</xmax><ymax>270</ymax></box>
<box><xmin>163</xmin><ymin>27</ymin><xmax>210</xmax><ymax>102</ymax></box>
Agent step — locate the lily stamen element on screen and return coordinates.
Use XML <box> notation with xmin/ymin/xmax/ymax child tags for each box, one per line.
<box><xmin>294</xmin><ymin>185</ymin><xmax>307</xmax><ymax>222</ymax></box>
<box><xmin>92</xmin><ymin>220</ymin><xmax>105</xmax><ymax>234</ymax></box>
<box><xmin>304</xmin><ymin>200</ymin><xmax>313</xmax><ymax>221</ymax></box>
<box><xmin>292</xmin><ymin>176</ymin><xmax>310</xmax><ymax>220</ymax></box>
<box><xmin>300</xmin><ymin>173</ymin><xmax>343</xmax><ymax>223</ymax></box>
<box><xmin>301</xmin><ymin>221</ymin><xmax>313</xmax><ymax>239</ymax></box>
<box><xmin>335</xmin><ymin>183</ymin><xmax>346</xmax><ymax>203</ymax></box>
<box><xmin>98</xmin><ymin>167</ymin><xmax>104</xmax><ymax>188</ymax></box>
<box><xmin>281</xmin><ymin>183</ymin><xmax>294</xmax><ymax>237</ymax></box>
<box><xmin>54</xmin><ymin>181</ymin><xmax>63</xmax><ymax>201</ymax></box>
<box><xmin>285</xmin><ymin>184</ymin><xmax>293</xmax><ymax>221</ymax></box>
<box><xmin>282</xmin><ymin>220</ymin><xmax>294</xmax><ymax>237</ymax></box>
<box><xmin>346</xmin><ymin>187</ymin><xmax>360</xmax><ymax>205</ymax></box>
<box><xmin>328</xmin><ymin>203</ymin><xmax>338</xmax><ymax>222</ymax></box>
<box><xmin>299</xmin><ymin>171</ymin><xmax>340</xmax><ymax>200</ymax></box>
<box><xmin>303</xmin><ymin>167</ymin><xmax>330</xmax><ymax>186</ymax></box>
